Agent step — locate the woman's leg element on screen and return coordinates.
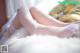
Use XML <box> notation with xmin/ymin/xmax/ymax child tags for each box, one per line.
<box><xmin>4</xmin><ymin>6</ymin><xmax>79</xmax><ymax>38</ymax></box>
<box><xmin>19</xmin><ymin>6</ymin><xmax>78</xmax><ymax>37</ymax></box>
<box><xmin>2</xmin><ymin>13</ymin><xmax>22</xmax><ymax>38</ymax></box>
<box><xmin>2</xmin><ymin>7</ymin><xmax>36</xmax><ymax>38</ymax></box>
<box><xmin>29</xmin><ymin>7</ymin><xmax>69</xmax><ymax>27</ymax></box>
<box><xmin>3</xmin><ymin>0</ymin><xmax>79</xmax><ymax>38</ymax></box>
<box><xmin>17</xmin><ymin>7</ymin><xmax>36</xmax><ymax>35</ymax></box>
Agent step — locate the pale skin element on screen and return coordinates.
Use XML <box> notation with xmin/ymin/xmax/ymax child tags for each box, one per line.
<box><xmin>2</xmin><ymin>6</ymin><xmax>78</xmax><ymax>38</ymax></box>
<box><xmin>29</xmin><ymin>7</ymin><xmax>69</xmax><ymax>27</ymax></box>
<box><xmin>3</xmin><ymin>7</ymin><xmax>62</xmax><ymax>37</ymax></box>
<box><xmin>2</xmin><ymin>0</ymin><xmax>79</xmax><ymax>38</ymax></box>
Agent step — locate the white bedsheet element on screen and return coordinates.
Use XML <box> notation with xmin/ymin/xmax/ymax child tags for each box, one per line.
<box><xmin>4</xmin><ymin>28</ymin><xmax>80</xmax><ymax>53</ymax></box>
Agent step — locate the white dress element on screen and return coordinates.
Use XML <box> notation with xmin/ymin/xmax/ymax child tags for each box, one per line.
<box><xmin>3</xmin><ymin>0</ymin><xmax>80</xmax><ymax>53</ymax></box>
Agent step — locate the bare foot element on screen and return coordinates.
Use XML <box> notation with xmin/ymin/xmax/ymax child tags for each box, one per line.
<box><xmin>57</xmin><ymin>24</ymin><xmax>79</xmax><ymax>37</ymax></box>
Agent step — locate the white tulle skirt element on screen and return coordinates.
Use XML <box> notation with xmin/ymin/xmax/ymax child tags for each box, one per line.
<box><xmin>4</xmin><ymin>28</ymin><xmax>80</xmax><ymax>53</ymax></box>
